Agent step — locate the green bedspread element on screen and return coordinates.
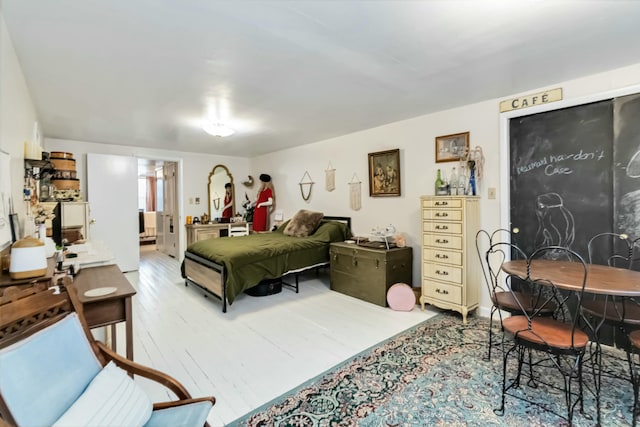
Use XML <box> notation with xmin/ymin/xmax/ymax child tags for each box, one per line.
<box><xmin>185</xmin><ymin>220</ymin><xmax>351</xmax><ymax>304</ymax></box>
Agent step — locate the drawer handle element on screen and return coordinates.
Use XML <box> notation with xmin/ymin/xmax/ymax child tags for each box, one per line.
<box><xmin>435</xmin><ymin>288</ymin><xmax>449</xmax><ymax>295</ymax></box>
<box><xmin>435</xmin><ymin>270</ymin><xmax>449</xmax><ymax>276</ymax></box>
<box><xmin>435</xmin><ymin>239</ymin><xmax>449</xmax><ymax>244</ymax></box>
<box><xmin>376</xmin><ymin>259</ymin><xmax>380</xmax><ymax>269</ymax></box>
<box><xmin>435</xmin><ymin>225</ymin><xmax>449</xmax><ymax>230</ymax></box>
<box><xmin>352</xmin><ymin>258</ymin><xmax>358</xmax><ymax>267</ymax></box>
<box><xmin>435</xmin><ymin>254</ymin><xmax>449</xmax><ymax>259</ymax></box>
<box><xmin>435</xmin><ymin>212</ymin><xmax>449</xmax><ymax>217</ymax></box>
<box><xmin>435</xmin><ymin>201</ymin><xmax>449</xmax><ymax>206</ymax></box>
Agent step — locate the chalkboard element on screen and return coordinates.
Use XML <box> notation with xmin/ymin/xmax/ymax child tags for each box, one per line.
<box><xmin>614</xmin><ymin>93</ymin><xmax>640</xmax><ymax>245</ymax></box>
<box><xmin>509</xmin><ymin>100</ymin><xmax>614</xmax><ymax>260</ymax></box>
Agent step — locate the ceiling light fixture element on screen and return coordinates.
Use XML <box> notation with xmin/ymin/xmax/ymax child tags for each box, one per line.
<box><xmin>203</xmin><ymin>122</ymin><xmax>235</xmax><ymax>137</ymax></box>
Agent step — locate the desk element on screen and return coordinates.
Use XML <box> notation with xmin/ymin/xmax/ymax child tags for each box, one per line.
<box><xmin>501</xmin><ymin>259</ymin><xmax>640</xmax><ymax>296</ymax></box>
<box><xmin>73</xmin><ymin>264</ymin><xmax>136</xmax><ymax>360</ymax></box>
<box><xmin>0</xmin><ymin>258</ymin><xmax>55</xmax><ymax>295</ymax></box>
<box><xmin>63</xmin><ymin>241</ymin><xmax>115</xmax><ymax>269</ymax></box>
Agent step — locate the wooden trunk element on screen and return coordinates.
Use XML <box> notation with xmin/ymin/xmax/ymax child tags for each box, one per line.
<box><xmin>329</xmin><ymin>242</ymin><xmax>412</xmax><ymax>307</ymax></box>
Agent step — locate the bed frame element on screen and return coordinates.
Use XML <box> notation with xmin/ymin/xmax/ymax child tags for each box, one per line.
<box><xmin>183</xmin><ymin>216</ymin><xmax>351</xmax><ymax>312</ymax></box>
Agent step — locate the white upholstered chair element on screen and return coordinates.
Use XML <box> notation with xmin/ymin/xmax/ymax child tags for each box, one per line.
<box><xmin>0</xmin><ymin>280</ymin><xmax>215</xmax><ymax>427</ymax></box>
<box><xmin>228</xmin><ymin>223</ymin><xmax>250</xmax><ymax>237</ymax></box>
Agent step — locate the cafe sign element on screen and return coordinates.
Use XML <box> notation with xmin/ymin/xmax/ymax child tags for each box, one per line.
<box><xmin>499</xmin><ymin>88</ymin><xmax>563</xmax><ymax>113</ymax></box>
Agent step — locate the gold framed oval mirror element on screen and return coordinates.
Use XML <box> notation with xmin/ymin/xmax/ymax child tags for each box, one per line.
<box><xmin>208</xmin><ymin>164</ymin><xmax>235</xmax><ymax>221</ymax></box>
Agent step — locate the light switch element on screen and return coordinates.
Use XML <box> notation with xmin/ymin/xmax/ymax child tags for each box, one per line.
<box><xmin>488</xmin><ymin>188</ymin><xmax>497</xmax><ymax>199</ymax></box>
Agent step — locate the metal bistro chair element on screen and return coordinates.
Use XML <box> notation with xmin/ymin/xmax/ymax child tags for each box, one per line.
<box><xmin>496</xmin><ymin>245</ymin><xmax>590</xmax><ymax>426</ymax></box>
<box><xmin>476</xmin><ymin>229</ymin><xmax>555</xmax><ymax>361</ymax></box>
<box><xmin>580</xmin><ymin>232</ymin><xmax>640</xmax><ymax>424</ymax></box>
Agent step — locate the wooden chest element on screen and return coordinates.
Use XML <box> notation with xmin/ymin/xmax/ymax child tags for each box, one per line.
<box><xmin>329</xmin><ymin>242</ymin><xmax>412</xmax><ymax>307</ymax></box>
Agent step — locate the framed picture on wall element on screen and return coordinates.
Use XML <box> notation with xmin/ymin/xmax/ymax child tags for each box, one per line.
<box><xmin>368</xmin><ymin>148</ymin><xmax>401</xmax><ymax>197</ymax></box>
<box><xmin>435</xmin><ymin>131</ymin><xmax>469</xmax><ymax>163</ymax></box>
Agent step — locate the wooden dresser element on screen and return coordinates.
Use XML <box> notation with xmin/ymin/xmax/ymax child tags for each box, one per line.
<box><xmin>185</xmin><ymin>222</ymin><xmax>249</xmax><ymax>246</ymax></box>
<box><xmin>419</xmin><ymin>196</ymin><xmax>480</xmax><ymax>323</ymax></box>
<box><xmin>330</xmin><ymin>242</ymin><xmax>412</xmax><ymax>307</ymax></box>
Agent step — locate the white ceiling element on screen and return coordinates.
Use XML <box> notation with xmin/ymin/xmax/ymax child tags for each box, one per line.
<box><xmin>4</xmin><ymin>1</ymin><xmax>640</xmax><ymax>158</ymax></box>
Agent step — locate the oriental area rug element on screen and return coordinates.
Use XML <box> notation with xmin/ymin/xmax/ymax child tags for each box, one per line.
<box><xmin>229</xmin><ymin>313</ymin><xmax>635</xmax><ymax>426</ymax></box>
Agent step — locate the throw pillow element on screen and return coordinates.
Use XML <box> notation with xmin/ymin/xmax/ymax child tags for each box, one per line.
<box><xmin>283</xmin><ymin>210</ymin><xmax>324</xmax><ymax>237</ymax></box>
<box><xmin>53</xmin><ymin>361</ymin><xmax>152</xmax><ymax>427</ymax></box>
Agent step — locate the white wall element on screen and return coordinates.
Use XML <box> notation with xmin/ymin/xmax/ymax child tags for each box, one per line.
<box><xmin>252</xmin><ymin>62</ymin><xmax>640</xmax><ymax>316</ymax></box>
<box><xmin>0</xmin><ymin>11</ymin><xmax>40</xmax><ymax>232</ymax></box>
<box><xmin>44</xmin><ymin>138</ymin><xmax>251</xmax><ymax>256</ymax></box>
<box><xmin>7</xmin><ymin>3</ymin><xmax>640</xmax><ymax>316</ymax></box>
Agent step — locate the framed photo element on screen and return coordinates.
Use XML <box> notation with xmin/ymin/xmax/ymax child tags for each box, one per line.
<box><xmin>368</xmin><ymin>148</ymin><xmax>401</xmax><ymax>197</ymax></box>
<box><xmin>435</xmin><ymin>131</ymin><xmax>469</xmax><ymax>163</ymax></box>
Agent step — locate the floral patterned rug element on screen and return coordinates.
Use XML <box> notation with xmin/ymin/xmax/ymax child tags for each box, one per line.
<box><xmin>229</xmin><ymin>313</ymin><xmax>635</xmax><ymax>426</ymax></box>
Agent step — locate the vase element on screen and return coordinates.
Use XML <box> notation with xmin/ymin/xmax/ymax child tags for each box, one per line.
<box><xmin>37</xmin><ymin>223</ymin><xmax>47</xmax><ymax>242</ymax></box>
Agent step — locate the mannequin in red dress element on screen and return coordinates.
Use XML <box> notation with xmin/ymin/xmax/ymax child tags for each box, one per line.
<box><xmin>252</xmin><ymin>174</ymin><xmax>274</xmax><ymax>232</ymax></box>
<box><xmin>221</xmin><ymin>183</ymin><xmax>233</xmax><ymax>219</ymax></box>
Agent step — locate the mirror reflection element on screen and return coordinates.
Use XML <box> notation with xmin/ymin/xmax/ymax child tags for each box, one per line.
<box><xmin>208</xmin><ymin>164</ymin><xmax>235</xmax><ymax>222</ymax></box>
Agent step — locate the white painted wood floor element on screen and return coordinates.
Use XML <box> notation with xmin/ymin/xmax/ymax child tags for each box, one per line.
<box><xmin>117</xmin><ymin>245</ymin><xmax>438</xmax><ymax>426</ymax></box>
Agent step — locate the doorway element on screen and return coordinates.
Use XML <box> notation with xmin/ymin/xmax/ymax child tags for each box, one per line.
<box><xmin>138</xmin><ymin>159</ymin><xmax>179</xmax><ymax>258</ymax></box>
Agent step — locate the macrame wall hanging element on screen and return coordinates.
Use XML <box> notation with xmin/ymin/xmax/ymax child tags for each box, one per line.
<box><xmin>212</xmin><ymin>193</ymin><xmax>220</xmax><ymax>210</ymax></box>
<box><xmin>325</xmin><ymin>162</ymin><xmax>335</xmax><ymax>192</ymax></box>
<box><xmin>349</xmin><ymin>173</ymin><xmax>361</xmax><ymax>211</ymax></box>
<box><xmin>299</xmin><ymin>171</ymin><xmax>314</xmax><ymax>202</ymax></box>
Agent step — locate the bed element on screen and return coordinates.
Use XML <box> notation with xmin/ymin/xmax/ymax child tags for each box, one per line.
<box><xmin>182</xmin><ymin>215</ymin><xmax>351</xmax><ymax>312</ymax></box>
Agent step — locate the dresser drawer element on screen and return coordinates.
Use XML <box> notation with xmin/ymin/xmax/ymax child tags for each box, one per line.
<box><xmin>423</xmin><ymin>233</ymin><xmax>462</xmax><ymax>250</ymax></box>
<box><xmin>423</xmin><ymin>280</ymin><xmax>462</xmax><ymax>304</ymax></box>
<box><xmin>422</xmin><ymin>209</ymin><xmax>462</xmax><ymax>222</ymax></box>
<box><xmin>422</xmin><ymin>199</ymin><xmax>462</xmax><ymax>209</ymax></box>
<box><xmin>424</xmin><ymin>262</ymin><xmax>462</xmax><ymax>284</ymax></box>
<box><xmin>423</xmin><ymin>248</ymin><xmax>462</xmax><ymax>266</ymax></box>
<box><xmin>423</xmin><ymin>221</ymin><xmax>462</xmax><ymax>234</ymax></box>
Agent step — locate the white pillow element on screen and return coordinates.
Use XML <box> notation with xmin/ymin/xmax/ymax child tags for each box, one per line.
<box><xmin>53</xmin><ymin>361</ymin><xmax>152</xmax><ymax>427</ymax></box>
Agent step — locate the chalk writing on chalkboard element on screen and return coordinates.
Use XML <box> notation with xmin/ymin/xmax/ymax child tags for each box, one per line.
<box><xmin>534</xmin><ymin>192</ymin><xmax>575</xmax><ymax>251</ymax></box>
<box><xmin>516</xmin><ymin>149</ymin><xmax>607</xmax><ymax>176</ymax></box>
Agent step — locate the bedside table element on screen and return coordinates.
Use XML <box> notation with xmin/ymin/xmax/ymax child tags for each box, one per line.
<box><xmin>329</xmin><ymin>242</ymin><xmax>412</xmax><ymax>307</ymax></box>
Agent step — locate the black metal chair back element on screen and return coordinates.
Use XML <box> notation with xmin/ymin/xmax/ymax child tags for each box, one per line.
<box><xmin>496</xmin><ymin>245</ymin><xmax>590</xmax><ymax>425</ymax></box>
<box><xmin>588</xmin><ymin>232</ymin><xmax>635</xmax><ymax>270</ymax></box>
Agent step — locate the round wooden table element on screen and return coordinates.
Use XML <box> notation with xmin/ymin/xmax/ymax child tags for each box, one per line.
<box><xmin>501</xmin><ymin>259</ymin><xmax>640</xmax><ymax>296</ymax></box>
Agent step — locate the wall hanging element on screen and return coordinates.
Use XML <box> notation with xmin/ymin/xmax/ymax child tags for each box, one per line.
<box><xmin>299</xmin><ymin>171</ymin><xmax>314</xmax><ymax>202</ymax></box>
<box><xmin>325</xmin><ymin>162</ymin><xmax>335</xmax><ymax>192</ymax></box>
<box><xmin>435</xmin><ymin>131</ymin><xmax>469</xmax><ymax>163</ymax></box>
<box><xmin>242</xmin><ymin>175</ymin><xmax>254</xmax><ymax>187</ymax></box>
<box><xmin>368</xmin><ymin>148</ymin><xmax>401</xmax><ymax>197</ymax></box>
<box><xmin>349</xmin><ymin>173</ymin><xmax>362</xmax><ymax>211</ymax></box>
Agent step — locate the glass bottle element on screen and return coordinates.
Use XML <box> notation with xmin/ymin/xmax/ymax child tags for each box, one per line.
<box><xmin>434</xmin><ymin>169</ymin><xmax>443</xmax><ymax>195</ymax></box>
<box><xmin>450</xmin><ymin>167</ymin><xmax>458</xmax><ymax>195</ymax></box>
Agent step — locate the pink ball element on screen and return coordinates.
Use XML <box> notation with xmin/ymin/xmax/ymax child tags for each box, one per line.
<box><xmin>387</xmin><ymin>283</ymin><xmax>416</xmax><ymax>311</ymax></box>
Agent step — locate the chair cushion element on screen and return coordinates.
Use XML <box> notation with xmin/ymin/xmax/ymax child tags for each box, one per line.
<box><xmin>283</xmin><ymin>210</ymin><xmax>324</xmax><ymax>237</ymax></box>
<box><xmin>0</xmin><ymin>313</ymin><xmax>102</xmax><ymax>427</ymax></box>
<box><xmin>54</xmin><ymin>361</ymin><xmax>152</xmax><ymax>427</ymax></box>
<box><xmin>143</xmin><ymin>401</ymin><xmax>213</xmax><ymax>427</ymax></box>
